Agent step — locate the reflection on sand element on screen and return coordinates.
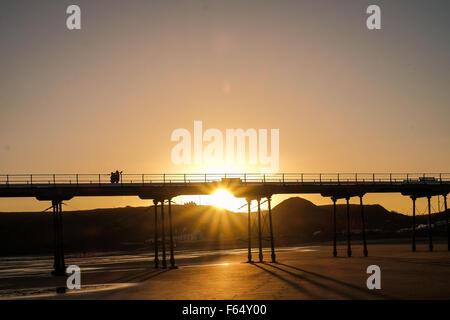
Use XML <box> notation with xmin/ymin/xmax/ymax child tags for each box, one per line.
<box><xmin>0</xmin><ymin>246</ymin><xmax>318</xmax><ymax>299</ymax></box>
<box><xmin>0</xmin><ymin>283</ymin><xmax>136</xmax><ymax>300</ymax></box>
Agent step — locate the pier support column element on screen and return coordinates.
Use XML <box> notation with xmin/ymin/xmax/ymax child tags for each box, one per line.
<box><xmin>427</xmin><ymin>196</ymin><xmax>433</xmax><ymax>252</ymax></box>
<box><xmin>360</xmin><ymin>196</ymin><xmax>368</xmax><ymax>257</ymax></box>
<box><xmin>153</xmin><ymin>200</ymin><xmax>159</xmax><ymax>268</ymax></box>
<box><xmin>161</xmin><ymin>200</ymin><xmax>167</xmax><ymax>268</ymax></box>
<box><xmin>267</xmin><ymin>196</ymin><xmax>276</xmax><ymax>263</ymax></box>
<box><xmin>332</xmin><ymin>197</ymin><xmax>337</xmax><ymax>257</ymax></box>
<box><xmin>52</xmin><ymin>200</ymin><xmax>59</xmax><ymax>274</ymax></box>
<box><xmin>444</xmin><ymin>194</ymin><xmax>449</xmax><ymax>251</ymax></box>
<box><xmin>52</xmin><ymin>200</ymin><xmax>66</xmax><ymax>276</ymax></box>
<box><xmin>257</xmin><ymin>198</ymin><xmax>263</xmax><ymax>262</ymax></box>
<box><xmin>246</xmin><ymin>198</ymin><xmax>253</xmax><ymax>263</ymax></box>
<box><xmin>411</xmin><ymin>196</ymin><xmax>416</xmax><ymax>252</ymax></box>
<box><xmin>168</xmin><ymin>199</ymin><xmax>177</xmax><ymax>269</ymax></box>
<box><xmin>346</xmin><ymin>197</ymin><xmax>352</xmax><ymax>257</ymax></box>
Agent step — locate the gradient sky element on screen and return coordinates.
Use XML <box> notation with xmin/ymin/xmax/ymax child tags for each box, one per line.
<box><xmin>1</xmin><ymin>0</ymin><xmax>449</xmax><ymax>213</ymax></box>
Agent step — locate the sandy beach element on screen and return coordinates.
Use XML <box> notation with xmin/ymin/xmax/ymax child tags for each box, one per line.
<box><xmin>1</xmin><ymin>240</ymin><xmax>449</xmax><ymax>300</ymax></box>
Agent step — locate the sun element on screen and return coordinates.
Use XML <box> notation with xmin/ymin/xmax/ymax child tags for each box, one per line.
<box><xmin>176</xmin><ymin>188</ymin><xmax>247</xmax><ymax>212</ymax></box>
<box><xmin>208</xmin><ymin>189</ymin><xmax>245</xmax><ymax>212</ymax></box>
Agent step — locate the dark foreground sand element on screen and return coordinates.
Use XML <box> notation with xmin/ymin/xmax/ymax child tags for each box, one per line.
<box><xmin>1</xmin><ymin>241</ymin><xmax>449</xmax><ymax>299</ymax></box>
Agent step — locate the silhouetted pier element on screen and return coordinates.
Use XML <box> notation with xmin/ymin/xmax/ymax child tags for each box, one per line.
<box><xmin>1</xmin><ymin>173</ymin><xmax>449</xmax><ymax>275</ymax></box>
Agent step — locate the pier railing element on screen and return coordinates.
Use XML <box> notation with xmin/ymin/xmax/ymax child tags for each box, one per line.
<box><xmin>0</xmin><ymin>173</ymin><xmax>449</xmax><ymax>186</ymax></box>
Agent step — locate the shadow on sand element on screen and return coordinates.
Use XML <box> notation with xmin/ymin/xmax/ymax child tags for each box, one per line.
<box><xmin>252</xmin><ymin>262</ymin><xmax>394</xmax><ymax>299</ymax></box>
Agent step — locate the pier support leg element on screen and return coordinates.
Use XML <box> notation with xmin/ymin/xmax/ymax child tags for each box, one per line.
<box><xmin>427</xmin><ymin>196</ymin><xmax>433</xmax><ymax>252</ymax></box>
<box><xmin>346</xmin><ymin>197</ymin><xmax>352</xmax><ymax>257</ymax></box>
<box><xmin>153</xmin><ymin>200</ymin><xmax>159</xmax><ymax>268</ymax></box>
<box><xmin>267</xmin><ymin>196</ymin><xmax>276</xmax><ymax>263</ymax></box>
<box><xmin>360</xmin><ymin>196</ymin><xmax>368</xmax><ymax>257</ymax></box>
<box><xmin>52</xmin><ymin>200</ymin><xmax>59</xmax><ymax>274</ymax></box>
<box><xmin>257</xmin><ymin>198</ymin><xmax>263</xmax><ymax>262</ymax></box>
<box><xmin>52</xmin><ymin>200</ymin><xmax>66</xmax><ymax>276</ymax></box>
<box><xmin>332</xmin><ymin>197</ymin><xmax>337</xmax><ymax>257</ymax></box>
<box><xmin>247</xmin><ymin>198</ymin><xmax>253</xmax><ymax>263</ymax></box>
<box><xmin>58</xmin><ymin>201</ymin><xmax>66</xmax><ymax>271</ymax></box>
<box><xmin>411</xmin><ymin>197</ymin><xmax>416</xmax><ymax>252</ymax></box>
<box><xmin>168</xmin><ymin>199</ymin><xmax>177</xmax><ymax>269</ymax></box>
<box><xmin>445</xmin><ymin>194</ymin><xmax>449</xmax><ymax>251</ymax></box>
<box><xmin>161</xmin><ymin>200</ymin><xmax>167</xmax><ymax>268</ymax></box>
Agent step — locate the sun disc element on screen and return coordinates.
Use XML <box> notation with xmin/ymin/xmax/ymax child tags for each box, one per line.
<box><xmin>210</xmin><ymin>189</ymin><xmax>243</xmax><ymax>211</ymax></box>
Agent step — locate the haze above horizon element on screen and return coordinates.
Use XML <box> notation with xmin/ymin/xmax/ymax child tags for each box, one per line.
<box><xmin>1</xmin><ymin>1</ymin><xmax>449</xmax><ymax>213</ymax></box>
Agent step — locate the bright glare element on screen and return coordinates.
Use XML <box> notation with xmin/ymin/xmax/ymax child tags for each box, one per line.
<box><xmin>209</xmin><ymin>189</ymin><xmax>244</xmax><ymax>212</ymax></box>
<box><xmin>176</xmin><ymin>188</ymin><xmax>248</xmax><ymax>212</ymax></box>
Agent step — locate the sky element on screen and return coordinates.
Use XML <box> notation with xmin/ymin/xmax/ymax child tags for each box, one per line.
<box><xmin>0</xmin><ymin>0</ymin><xmax>449</xmax><ymax>213</ymax></box>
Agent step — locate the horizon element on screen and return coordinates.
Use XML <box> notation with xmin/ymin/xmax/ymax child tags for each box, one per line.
<box><xmin>0</xmin><ymin>192</ymin><xmax>445</xmax><ymax>217</ymax></box>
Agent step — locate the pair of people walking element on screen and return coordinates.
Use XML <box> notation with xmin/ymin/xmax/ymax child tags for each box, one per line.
<box><xmin>110</xmin><ymin>170</ymin><xmax>122</xmax><ymax>183</ymax></box>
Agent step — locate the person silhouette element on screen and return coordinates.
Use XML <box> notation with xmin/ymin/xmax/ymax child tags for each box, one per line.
<box><xmin>115</xmin><ymin>170</ymin><xmax>122</xmax><ymax>183</ymax></box>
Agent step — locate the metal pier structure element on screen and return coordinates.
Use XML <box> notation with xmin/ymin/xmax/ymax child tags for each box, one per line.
<box><xmin>1</xmin><ymin>172</ymin><xmax>449</xmax><ymax>275</ymax></box>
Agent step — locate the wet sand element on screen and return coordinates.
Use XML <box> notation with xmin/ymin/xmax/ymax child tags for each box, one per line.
<box><xmin>1</xmin><ymin>242</ymin><xmax>449</xmax><ymax>299</ymax></box>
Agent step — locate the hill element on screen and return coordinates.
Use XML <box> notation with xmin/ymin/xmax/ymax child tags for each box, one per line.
<box><xmin>0</xmin><ymin>197</ymin><xmax>447</xmax><ymax>255</ymax></box>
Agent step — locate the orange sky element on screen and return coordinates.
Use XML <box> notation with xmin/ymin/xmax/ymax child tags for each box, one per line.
<box><xmin>0</xmin><ymin>1</ymin><xmax>449</xmax><ymax>214</ymax></box>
